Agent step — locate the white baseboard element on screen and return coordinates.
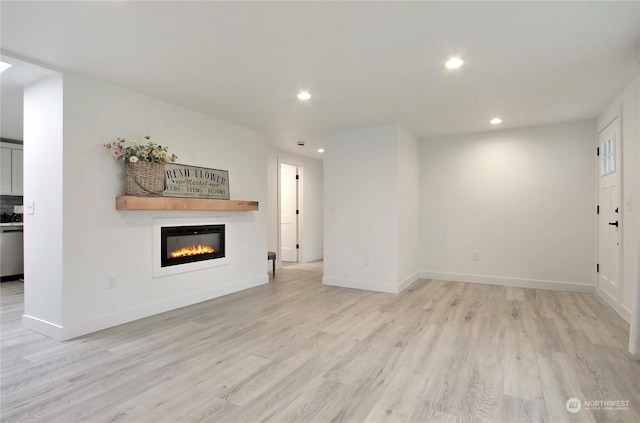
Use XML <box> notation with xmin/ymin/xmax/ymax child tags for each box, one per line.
<box><xmin>420</xmin><ymin>271</ymin><xmax>596</xmax><ymax>293</ymax></box>
<box><xmin>596</xmin><ymin>286</ymin><xmax>632</xmax><ymax>324</ymax></box>
<box><xmin>22</xmin><ymin>314</ymin><xmax>64</xmax><ymax>340</ymax></box>
<box><xmin>42</xmin><ymin>274</ymin><xmax>268</xmax><ymax>341</ymax></box>
<box><xmin>303</xmin><ymin>253</ymin><xmax>323</xmax><ymax>263</ymax></box>
<box><xmin>596</xmin><ymin>286</ymin><xmax>619</xmax><ymax>318</ymax></box>
<box><xmin>323</xmin><ymin>274</ymin><xmax>418</xmax><ymax>294</ymax></box>
<box><xmin>620</xmin><ymin>304</ymin><xmax>632</xmax><ymax>324</ymax></box>
<box><xmin>629</xmin><ymin>342</ymin><xmax>640</xmax><ymax>359</ymax></box>
<box><xmin>398</xmin><ymin>272</ymin><xmax>420</xmax><ymax>292</ymax></box>
<box><xmin>597</xmin><ymin>285</ymin><xmax>619</xmax><ymax>306</ymax></box>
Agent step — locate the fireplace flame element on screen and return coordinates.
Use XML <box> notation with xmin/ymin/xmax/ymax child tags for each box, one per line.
<box><xmin>170</xmin><ymin>244</ymin><xmax>215</xmax><ymax>258</ymax></box>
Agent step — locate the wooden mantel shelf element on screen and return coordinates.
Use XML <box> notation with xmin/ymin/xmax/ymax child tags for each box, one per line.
<box><xmin>116</xmin><ymin>196</ymin><xmax>259</xmax><ymax>211</ymax></box>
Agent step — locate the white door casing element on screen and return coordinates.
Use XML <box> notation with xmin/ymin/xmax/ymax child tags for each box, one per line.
<box><xmin>597</xmin><ymin>118</ymin><xmax>622</xmax><ymax>312</ymax></box>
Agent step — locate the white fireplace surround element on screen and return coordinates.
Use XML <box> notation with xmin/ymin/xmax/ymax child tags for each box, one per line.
<box><xmin>152</xmin><ymin>217</ymin><xmax>230</xmax><ymax>278</ymax></box>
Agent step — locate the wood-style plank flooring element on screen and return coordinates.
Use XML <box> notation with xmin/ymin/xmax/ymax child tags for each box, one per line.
<box><xmin>1</xmin><ymin>262</ymin><xmax>639</xmax><ymax>422</ymax></box>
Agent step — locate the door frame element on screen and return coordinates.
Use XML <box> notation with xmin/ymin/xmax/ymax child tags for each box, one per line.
<box><xmin>277</xmin><ymin>158</ymin><xmax>304</xmax><ymax>264</ymax></box>
<box><xmin>596</xmin><ymin>114</ymin><xmax>623</xmax><ymax>315</ymax></box>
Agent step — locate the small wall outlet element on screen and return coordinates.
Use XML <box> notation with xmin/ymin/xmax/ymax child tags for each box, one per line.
<box><xmin>25</xmin><ymin>200</ymin><xmax>35</xmax><ymax>215</ymax></box>
<box><xmin>364</xmin><ymin>257</ymin><xmax>370</xmax><ymax>266</ymax></box>
<box><xmin>248</xmin><ymin>254</ymin><xmax>253</xmax><ymax>264</ymax></box>
<box><xmin>107</xmin><ymin>274</ymin><xmax>117</xmax><ymax>290</ymax></box>
<box><xmin>473</xmin><ymin>251</ymin><xmax>480</xmax><ymax>261</ymax></box>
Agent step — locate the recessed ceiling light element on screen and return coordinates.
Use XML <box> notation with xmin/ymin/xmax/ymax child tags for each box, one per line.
<box><xmin>317</xmin><ymin>148</ymin><xmax>324</xmax><ymax>153</ymax></box>
<box><xmin>490</xmin><ymin>118</ymin><xmax>503</xmax><ymax>125</ymax></box>
<box><xmin>297</xmin><ymin>91</ymin><xmax>311</xmax><ymax>101</ymax></box>
<box><xmin>0</xmin><ymin>62</ymin><xmax>12</xmax><ymax>74</ymax></box>
<box><xmin>445</xmin><ymin>57</ymin><xmax>464</xmax><ymax>69</ymax></box>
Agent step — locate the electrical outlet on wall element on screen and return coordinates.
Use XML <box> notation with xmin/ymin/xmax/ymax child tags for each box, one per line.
<box><xmin>473</xmin><ymin>251</ymin><xmax>480</xmax><ymax>261</ymax></box>
<box><xmin>364</xmin><ymin>257</ymin><xmax>370</xmax><ymax>266</ymax></box>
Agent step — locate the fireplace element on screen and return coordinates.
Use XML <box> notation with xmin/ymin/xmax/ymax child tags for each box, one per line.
<box><xmin>161</xmin><ymin>224</ymin><xmax>225</xmax><ymax>267</ymax></box>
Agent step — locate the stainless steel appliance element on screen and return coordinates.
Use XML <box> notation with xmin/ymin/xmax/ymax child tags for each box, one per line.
<box><xmin>1</xmin><ymin>213</ymin><xmax>24</xmax><ymax>280</ymax></box>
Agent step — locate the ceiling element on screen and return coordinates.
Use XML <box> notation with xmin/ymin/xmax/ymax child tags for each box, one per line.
<box><xmin>1</xmin><ymin>1</ymin><xmax>639</xmax><ymax>158</ymax></box>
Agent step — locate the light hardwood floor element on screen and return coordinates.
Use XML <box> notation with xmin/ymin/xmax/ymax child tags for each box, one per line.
<box><xmin>1</xmin><ymin>263</ymin><xmax>639</xmax><ymax>422</ymax></box>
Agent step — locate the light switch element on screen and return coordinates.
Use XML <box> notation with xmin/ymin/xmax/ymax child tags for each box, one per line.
<box><xmin>25</xmin><ymin>200</ymin><xmax>34</xmax><ymax>215</ymax></box>
<box><xmin>625</xmin><ymin>197</ymin><xmax>633</xmax><ymax>212</ymax></box>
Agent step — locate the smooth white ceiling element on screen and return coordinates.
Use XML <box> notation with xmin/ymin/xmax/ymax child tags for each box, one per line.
<box><xmin>0</xmin><ymin>56</ymin><xmax>57</xmax><ymax>139</ymax></box>
<box><xmin>1</xmin><ymin>1</ymin><xmax>639</xmax><ymax>158</ymax></box>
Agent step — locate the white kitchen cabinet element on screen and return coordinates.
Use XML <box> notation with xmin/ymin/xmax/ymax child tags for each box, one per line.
<box><xmin>0</xmin><ymin>148</ymin><xmax>11</xmax><ymax>194</ymax></box>
<box><xmin>0</xmin><ymin>143</ymin><xmax>23</xmax><ymax>195</ymax></box>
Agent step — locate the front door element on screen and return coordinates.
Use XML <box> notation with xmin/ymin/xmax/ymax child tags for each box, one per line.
<box><xmin>597</xmin><ymin>119</ymin><xmax>622</xmax><ymax>310</ymax></box>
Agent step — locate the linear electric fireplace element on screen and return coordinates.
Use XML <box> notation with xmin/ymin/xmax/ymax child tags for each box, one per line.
<box><xmin>161</xmin><ymin>224</ymin><xmax>225</xmax><ymax>267</ymax></box>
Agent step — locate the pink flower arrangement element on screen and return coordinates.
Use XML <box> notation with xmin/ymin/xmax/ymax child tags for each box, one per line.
<box><xmin>104</xmin><ymin>135</ymin><xmax>177</xmax><ymax>164</ymax></box>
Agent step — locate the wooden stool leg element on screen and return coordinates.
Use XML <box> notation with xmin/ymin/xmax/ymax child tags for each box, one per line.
<box><xmin>267</xmin><ymin>252</ymin><xmax>276</xmax><ymax>278</ymax></box>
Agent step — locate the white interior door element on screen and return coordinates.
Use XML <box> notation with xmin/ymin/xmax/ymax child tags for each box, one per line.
<box><xmin>598</xmin><ymin>119</ymin><xmax>622</xmax><ymax>310</ymax></box>
<box><xmin>280</xmin><ymin>163</ymin><xmax>299</xmax><ymax>262</ymax></box>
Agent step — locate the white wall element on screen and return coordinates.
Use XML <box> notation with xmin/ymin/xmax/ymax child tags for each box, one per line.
<box><xmin>266</xmin><ymin>148</ymin><xmax>323</xmax><ymax>264</ymax></box>
<box><xmin>25</xmin><ymin>71</ymin><xmax>268</xmax><ymax>340</ymax></box>
<box><xmin>598</xmin><ymin>76</ymin><xmax>639</xmax><ymax>322</ymax></box>
<box><xmin>22</xmin><ymin>75</ymin><xmax>65</xmax><ymax>338</ymax></box>
<box><xmin>323</xmin><ymin>124</ymin><xmax>420</xmax><ymax>293</ymax></box>
<box><xmin>397</xmin><ymin>126</ymin><xmax>420</xmax><ymax>285</ymax></box>
<box><xmin>420</xmin><ymin>120</ymin><xmax>596</xmax><ymax>292</ymax></box>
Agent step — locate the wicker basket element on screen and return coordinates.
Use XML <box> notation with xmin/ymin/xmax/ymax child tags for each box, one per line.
<box><xmin>125</xmin><ymin>161</ymin><xmax>165</xmax><ymax>197</ymax></box>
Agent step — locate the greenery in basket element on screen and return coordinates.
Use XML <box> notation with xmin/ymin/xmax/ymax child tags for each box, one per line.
<box><xmin>104</xmin><ymin>135</ymin><xmax>177</xmax><ymax>164</ymax></box>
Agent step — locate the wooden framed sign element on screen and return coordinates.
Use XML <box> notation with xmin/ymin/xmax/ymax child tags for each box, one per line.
<box><xmin>163</xmin><ymin>163</ymin><xmax>230</xmax><ymax>199</ymax></box>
